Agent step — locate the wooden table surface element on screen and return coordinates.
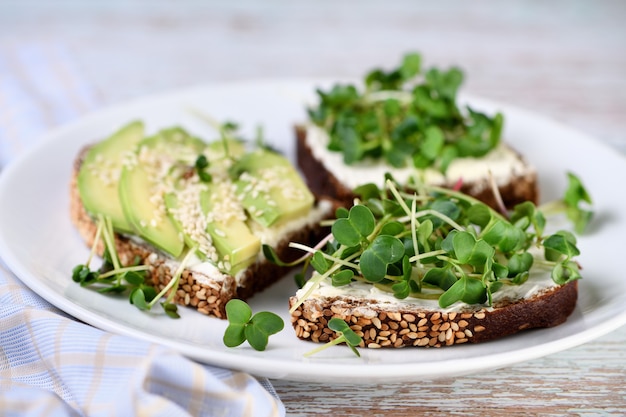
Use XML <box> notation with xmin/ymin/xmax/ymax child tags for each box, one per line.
<box><xmin>2</xmin><ymin>1</ymin><xmax>625</xmax><ymax>415</ymax></box>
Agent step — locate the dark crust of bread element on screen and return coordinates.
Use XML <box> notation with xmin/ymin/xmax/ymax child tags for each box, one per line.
<box><xmin>295</xmin><ymin>125</ymin><xmax>539</xmax><ymax>210</ymax></box>
<box><xmin>289</xmin><ymin>281</ymin><xmax>577</xmax><ymax>348</ymax></box>
<box><xmin>70</xmin><ymin>146</ymin><xmax>329</xmax><ymax>319</ymax></box>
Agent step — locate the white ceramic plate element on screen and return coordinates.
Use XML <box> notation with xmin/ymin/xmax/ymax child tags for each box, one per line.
<box><xmin>1</xmin><ymin>79</ymin><xmax>625</xmax><ymax>383</ymax></box>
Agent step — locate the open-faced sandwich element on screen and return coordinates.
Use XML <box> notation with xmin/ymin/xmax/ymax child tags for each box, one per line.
<box><xmin>282</xmin><ymin>52</ymin><xmax>593</xmax><ymax>349</ymax></box>
<box><xmin>70</xmin><ymin>120</ymin><xmax>332</xmax><ymax>318</ymax></box>
<box><xmin>296</xmin><ymin>52</ymin><xmax>538</xmax><ymax>211</ymax></box>
<box><xmin>278</xmin><ymin>175</ymin><xmax>590</xmax><ymax>348</ymax></box>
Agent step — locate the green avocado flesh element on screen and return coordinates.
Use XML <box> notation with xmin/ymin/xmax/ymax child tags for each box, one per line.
<box><xmin>200</xmin><ymin>185</ymin><xmax>261</xmax><ymax>270</ymax></box>
<box><xmin>232</xmin><ymin>149</ymin><xmax>315</xmax><ymax>228</ymax></box>
<box><xmin>118</xmin><ymin>128</ymin><xmax>205</xmax><ymax>258</ymax></box>
<box><xmin>77</xmin><ymin>121</ymin><xmax>144</xmax><ymax>233</ymax></box>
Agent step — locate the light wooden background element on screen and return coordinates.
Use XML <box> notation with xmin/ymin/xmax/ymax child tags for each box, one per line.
<box><xmin>1</xmin><ymin>1</ymin><xmax>625</xmax><ymax>415</ymax></box>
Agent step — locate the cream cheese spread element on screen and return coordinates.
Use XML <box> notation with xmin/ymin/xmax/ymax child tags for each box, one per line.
<box><xmin>295</xmin><ymin>265</ymin><xmax>558</xmax><ymax>314</ymax></box>
<box><xmin>304</xmin><ymin>124</ymin><xmax>532</xmax><ymax>193</ymax></box>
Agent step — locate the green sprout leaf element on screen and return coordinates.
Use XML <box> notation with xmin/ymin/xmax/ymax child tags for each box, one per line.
<box><xmin>481</xmin><ymin>219</ymin><xmax>527</xmax><ymax>253</ymax></box>
<box><xmin>195</xmin><ymin>154</ymin><xmax>212</xmax><ymax>183</ymax></box>
<box><xmin>510</xmin><ymin>201</ymin><xmax>546</xmax><ymax>236</ymax></box>
<box><xmin>360</xmin><ymin>235</ymin><xmax>405</xmax><ymax>282</ymax></box>
<box><xmin>245</xmin><ymin>312</ymin><xmax>285</xmax><ymax>351</ymax></box>
<box><xmin>380</xmin><ymin>220</ymin><xmax>405</xmax><ymax>236</ymax></box>
<box><xmin>507</xmin><ymin>252</ymin><xmax>534</xmax><ymax>276</ymax></box>
<box><xmin>332</xmin><ymin>269</ymin><xmax>354</xmax><ymax>286</ymax></box>
<box><xmin>539</xmin><ymin>172</ymin><xmax>593</xmax><ymax>233</ymax></box>
<box><xmin>392</xmin><ymin>281</ymin><xmax>411</xmax><ymax>299</ymax></box>
<box><xmin>223</xmin><ymin>299</ymin><xmax>284</xmax><ymax>351</ymax></box>
<box><xmin>331</xmin><ymin>205</ymin><xmax>376</xmax><ymax>247</ymax></box>
<box><xmin>310</xmin><ymin>251</ymin><xmax>331</xmax><ymax>274</ymax></box>
<box><xmin>552</xmin><ymin>261</ymin><xmax>582</xmax><ymax>285</ymax></box>
<box><xmin>353</xmin><ymin>183</ymin><xmax>381</xmax><ymax>201</ymax></box>
<box><xmin>543</xmin><ymin>231</ymin><xmax>580</xmax><ymax>261</ymax></box>
<box><xmin>420</xmin><ymin>126</ymin><xmax>445</xmax><ymax>161</ymax></box>
<box><xmin>123</xmin><ymin>270</ymin><xmax>145</xmax><ymax>286</ymax></box>
<box><xmin>467</xmin><ymin>203</ymin><xmax>492</xmax><ymax>228</ymax></box>
<box><xmin>304</xmin><ymin>318</ymin><xmax>362</xmax><ymax>358</ymax></box>
<box><xmin>422</xmin><ymin>267</ymin><xmax>457</xmax><ymax>291</ymax></box>
<box><xmin>425</xmin><ymin>199</ymin><xmax>461</xmax><ymax>229</ymax></box>
<box><xmin>452</xmin><ymin>232</ymin><xmax>495</xmax><ymax>267</ymax></box>
<box><xmin>400</xmin><ymin>52</ymin><xmax>422</xmax><ymax>80</ymax></box>
<box><xmin>262</xmin><ymin>244</ymin><xmax>302</xmax><ymax>267</ymax></box>
<box><xmin>563</xmin><ymin>172</ymin><xmax>593</xmax><ymax>233</ymax></box>
<box><xmin>130</xmin><ymin>288</ymin><xmax>150</xmax><ymax>310</ymax></box>
<box><xmin>161</xmin><ymin>302</ymin><xmax>180</xmax><ymax>319</ymax></box>
<box><xmin>225</xmin><ymin>298</ymin><xmax>252</xmax><ymax>324</ymax></box>
<box><xmin>223</xmin><ymin>323</ymin><xmax>246</xmax><ymax>348</ymax></box>
<box><xmin>439</xmin><ymin>276</ymin><xmax>487</xmax><ymax>308</ymax></box>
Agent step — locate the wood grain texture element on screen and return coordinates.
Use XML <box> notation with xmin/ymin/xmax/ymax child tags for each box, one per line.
<box><xmin>1</xmin><ymin>1</ymin><xmax>624</xmax><ymax>415</ymax></box>
<box><xmin>273</xmin><ymin>327</ymin><xmax>626</xmax><ymax>416</ymax></box>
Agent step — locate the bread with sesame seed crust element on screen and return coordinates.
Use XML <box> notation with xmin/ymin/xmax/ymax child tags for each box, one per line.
<box><xmin>70</xmin><ymin>133</ymin><xmax>333</xmax><ymax>319</ymax></box>
<box><xmin>289</xmin><ymin>277</ymin><xmax>577</xmax><ymax>348</ymax></box>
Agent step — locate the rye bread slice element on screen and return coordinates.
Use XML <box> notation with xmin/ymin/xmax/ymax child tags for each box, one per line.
<box><xmin>289</xmin><ymin>281</ymin><xmax>577</xmax><ymax>348</ymax></box>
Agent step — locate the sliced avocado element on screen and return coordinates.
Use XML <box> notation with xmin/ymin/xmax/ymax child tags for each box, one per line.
<box><xmin>119</xmin><ymin>127</ymin><xmax>206</xmax><ymax>257</ymax></box>
<box><xmin>232</xmin><ymin>149</ymin><xmax>315</xmax><ymax>228</ymax></box>
<box><xmin>77</xmin><ymin>121</ymin><xmax>144</xmax><ymax>233</ymax></box>
<box><xmin>200</xmin><ymin>184</ymin><xmax>261</xmax><ymax>270</ymax></box>
<box><xmin>164</xmin><ymin>168</ymin><xmax>261</xmax><ymax>273</ymax></box>
<box><xmin>163</xmin><ymin>192</ymin><xmax>207</xmax><ymax>258</ymax></box>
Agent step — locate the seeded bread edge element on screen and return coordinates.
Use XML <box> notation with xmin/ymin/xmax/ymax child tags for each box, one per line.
<box><xmin>289</xmin><ymin>281</ymin><xmax>577</xmax><ymax>348</ymax></box>
<box><xmin>70</xmin><ymin>145</ymin><xmax>330</xmax><ymax>319</ymax></box>
<box><xmin>295</xmin><ymin>125</ymin><xmax>539</xmax><ymax>210</ymax></box>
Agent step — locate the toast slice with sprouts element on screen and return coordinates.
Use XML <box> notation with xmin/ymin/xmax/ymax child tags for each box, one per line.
<box><xmin>275</xmin><ymin>177</ymin><xmax>587</xmax><ymax>348</ymax></box>
<box><xmin>296</xmin><ymin>52</ymin><xmax>538</xmax><ymax>211</ymax></box>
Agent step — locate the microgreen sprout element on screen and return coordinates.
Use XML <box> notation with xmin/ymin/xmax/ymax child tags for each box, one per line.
<box><xmin>195</xmin><ymin>154</ymin><xmax>212</xmax><ymax>183</ymax></box>
<box><xmin>308</xmin><ymin>51</ymin><xmax>504</xmax><ymax>172</ymax></box>
<box><xmin>304</xmin><ymin>318</ymin><xmax>363</xmax><ymax>358</ymax></box>
<box><xmin>269</xmin><ymin>172</ymin><xmax>592</xmax><ymax>312</ymax></box>
<box><xmin>223</xmin><ymin>299</ymin><xmax>284</xmax><ymax>351</ymax></box>
<box><xmin>540</xmin><ymin>172</ymin><xmax>593</xmax><ymax>234</ymax></box>
<box><xmin>71</xmin><ymin>214</ymin><xmax>191</xmax><ymax>318</ymax></box>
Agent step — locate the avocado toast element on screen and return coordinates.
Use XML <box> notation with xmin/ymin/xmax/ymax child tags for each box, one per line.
<box><xmin>70</xmin><ymin>121</ymin><xmax>331</xmax><ymax>318</ymax></box>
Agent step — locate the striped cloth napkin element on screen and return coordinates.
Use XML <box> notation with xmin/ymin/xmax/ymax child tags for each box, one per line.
<box><xmin>0</xmin><ymin>41</ymin><xmax>285</xmax><ymax>417</ymax></box>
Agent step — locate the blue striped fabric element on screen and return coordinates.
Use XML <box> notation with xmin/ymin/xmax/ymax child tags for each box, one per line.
<box><xmin>0</xmin><ymin>42</ymin><xmax>285</xmax><ymax>417</ymax></box>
